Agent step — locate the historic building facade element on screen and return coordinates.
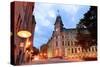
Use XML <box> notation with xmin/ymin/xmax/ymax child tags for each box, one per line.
<box><xmin>47</xmin><ymin>14</ymin><xmax>97</xmax><ymax>60</ymax></box>
<box><xmin>11</xmin><ymin>1</ymin><xmax>36</xmax><ymax>65</ymax></box>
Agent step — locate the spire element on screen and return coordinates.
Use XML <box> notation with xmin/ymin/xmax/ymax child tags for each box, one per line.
<box><xmin>57</xmin><ymin>10</ymin><xmax>60</xmax><ymax>16</ymax></box>
<box><xmin>56</xmin><ymin>10</ymin><xmax>61</xmax><ymax>18</ymax></box>
<box><xmin>54</xmin><ymin>10</ymin><xmax>63</xmax><ymax>26</ymax></box>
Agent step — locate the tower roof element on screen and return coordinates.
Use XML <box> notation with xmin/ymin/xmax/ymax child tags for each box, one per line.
<box><xmin>54</xmin><ymin>10</ymin><xmax>63</xmax><ymax>26</ymax></box>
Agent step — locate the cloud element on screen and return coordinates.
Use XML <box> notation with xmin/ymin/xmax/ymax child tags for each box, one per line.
<box><xmin>48</xmin><ymin>10</ymin><xmax>56</xmax><ymax>18</ymax></box>
<box><xmin>60</xmin><ymin>5</ymin><xmax>79</xmax><ymax>14</ymax></box>
<box><xmin>33</xmin><ymin>2</ymin><xmax>90</xmax><ymax>48</ymax></box>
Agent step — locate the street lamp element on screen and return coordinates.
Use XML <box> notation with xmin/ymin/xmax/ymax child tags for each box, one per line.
<box><xmin>17</xmin><ymin>30</ymin><xmax>32</xmax><ymax>38</ymax></box>
<box><xmin>17</xmin><ymin>3</ymin><xmax>32</xmax><ymax>39</ymax></box>
<box><xmin>34</xmin><ymin>55</ymin><xmax>39</xmax><ymax>60</ymax></box>
<box><xmin>19</xmin><ymin>42</ymin><xmax>24</xmax><ymax>64</ymax></box>
<box><xmin>16</xmin><ymin>4</ymin><xmax>34</xmax><ymax>64</ymax></box>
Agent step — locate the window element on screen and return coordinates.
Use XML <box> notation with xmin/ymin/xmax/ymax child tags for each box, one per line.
<box><xmin>58</xmin><ymin>36</ymin><xmax>60</xmax><ymax>39</ymax></box>
<box><xmin>95</xmin><ymin>47</ymin><xmax>97</xmax><ymax>51</ymax></box>
<box><xmin>92</xmin><ymin>47</ymin><xmax>94</xmax><ymax>52</ymax></box>
<box><xmin>68</xmin><ymin>41</ymin><xmax>69</xmax><ymax>46</ymax></box>
<box><xmin>62</xmin><ymin>41</ymin><xmax>64</xmax><ymax>46</ymax></box>
<box><xmin>78</xmin><ymin>47</ymin><xmax>80</xmax><ymax>51</ymax></box>
<box><xmin>75</xmin><ymin>48</ymin><xmax>77</xmax><ymax>53</ymax></box>
<box><xmin>71</xmin><ymin>41</ymin><xmax>73</xmax><ymax>46</ymax></box>
<box><xmin>56</xmin><ymin>41</ymin><xmax>58</xmax><ymax>47</ymax></box>
<box><xmin>96</xmin><ymin>48</ymin><xmax>97</xmax><ymax>51</ymax></box>
<box><xmin>65</xmin><ymin>42</ymin><xmax>67</xmax><ymax>46</ymax></box>
<box><xmin>72</xmin><ymin>48</ymin><xmax>74</xmax><ymax>53</ymax></box>
<box><xmin>62</xmin><ymin>35</ymin><xmax>64</xmax><ymax>39</ymax></box>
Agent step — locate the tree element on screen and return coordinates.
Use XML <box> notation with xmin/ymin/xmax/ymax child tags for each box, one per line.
<box><xmin>76</xmin><ymin>6</ymin><xmax>97</xmax><ymax>49</ymax></box>
<box><xmin>82</xmin><ymin>6</ymin><xmax>97</xmax><ymax>42</ymax></box>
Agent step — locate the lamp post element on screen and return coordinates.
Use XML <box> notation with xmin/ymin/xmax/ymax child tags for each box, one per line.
<box><xmin>19</xmin><ymin>42</ymin><xmax>24</xmax><ymax>64</ymax></box>
<box><xmin>17</xmin><ymin>30</ymin><xmax>32</xmax><ymax>64</ymax></box>
<box><xmin>16</xmin><ymin>3</ymin><xmax>34</xmax><ymax>64</ymax></box>
<box><xmin>13</xmin><ymin>2</ymin><xmax>35</xmax><ymax>65</ymax></box>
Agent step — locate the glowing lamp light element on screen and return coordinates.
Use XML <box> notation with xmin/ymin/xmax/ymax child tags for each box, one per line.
<box><xmin>25</xmin><ymin>38</ymin><xmax>31</xmax><ymax>48</ymax></box>
<box><xmin>44</xmin><ymin>53</ymin><xmax>47</xmax><ymax>56</ymax></box>
<box><xmin>34</xmin><ymin>56</ymin><xmax>39</xmax><ymax>60</ymax></box>
<box><xmin>17</xmin><ymin>30</ymin><xmax>31</xmax><ymax>38</ymax></box>
<box><xmin>26</xmin><ymin>50</ymin><xmax>29</xmax><ymax>53</ymax></box>
<box><xmin>40</xmin><ymin>53</ymin><xmax>42</xmax><ymax>56</ymax></box>
<box><xmin>25</xmin><ymin>42</ymin><xmax>31</xmax><ymax>48</ymax></box>
<box><xmin>27</xmin><ymin>41</ymin><xmax>31</xmax><ymax>45</ymax></box>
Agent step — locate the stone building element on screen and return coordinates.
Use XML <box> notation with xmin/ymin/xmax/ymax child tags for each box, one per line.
<box><xmin>11</xmin><ymin>1</ymin><xmax>36</xmax><ymax>65</ymax></box>
<box><xmin>47</xmin><ymin>14</ymin><xmax>97</xmax><ymax>61</ymax></box>
<box><xmin>40</xmin><ymin>44</ymin><xmax>48</xmax><ymax>59</ymax></box>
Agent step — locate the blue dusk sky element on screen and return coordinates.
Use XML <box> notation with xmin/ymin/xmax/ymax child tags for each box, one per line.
<box><xmin>33</xmin><ymin>2</ymin><xmax>90</xmax><ymax>49</ymax></box>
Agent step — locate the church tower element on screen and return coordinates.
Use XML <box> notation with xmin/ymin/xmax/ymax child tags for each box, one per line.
<box><xmin>53</xmin><ymin>10</ymin><xmax>64</xmax><ymax>57</ymax></box>
<box><xmin>54</xmin><ymin>10</ymin><xmax>63</xmax><ymax>34</ymax></box>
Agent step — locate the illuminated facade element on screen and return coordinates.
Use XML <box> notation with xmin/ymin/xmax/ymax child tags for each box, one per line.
<box><xmin>40</xmin><ymin>44</ymin><xmax>48</xmax><ymax>59</ymax></box>
<box><xmin>47</xmin><ymin>14</ymin><xmax>97</xmax><ymax>61</ymax></box>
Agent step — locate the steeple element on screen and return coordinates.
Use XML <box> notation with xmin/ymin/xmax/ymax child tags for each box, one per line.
<box><xmin>54</xmin><ymin>10</ymin><xmax>63</xmax><ymax>26</ymax></box>
<box><xmin>54</xmin><ymin>10</ymin><xmax>63</xmax><ymax>32</ymax></box>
